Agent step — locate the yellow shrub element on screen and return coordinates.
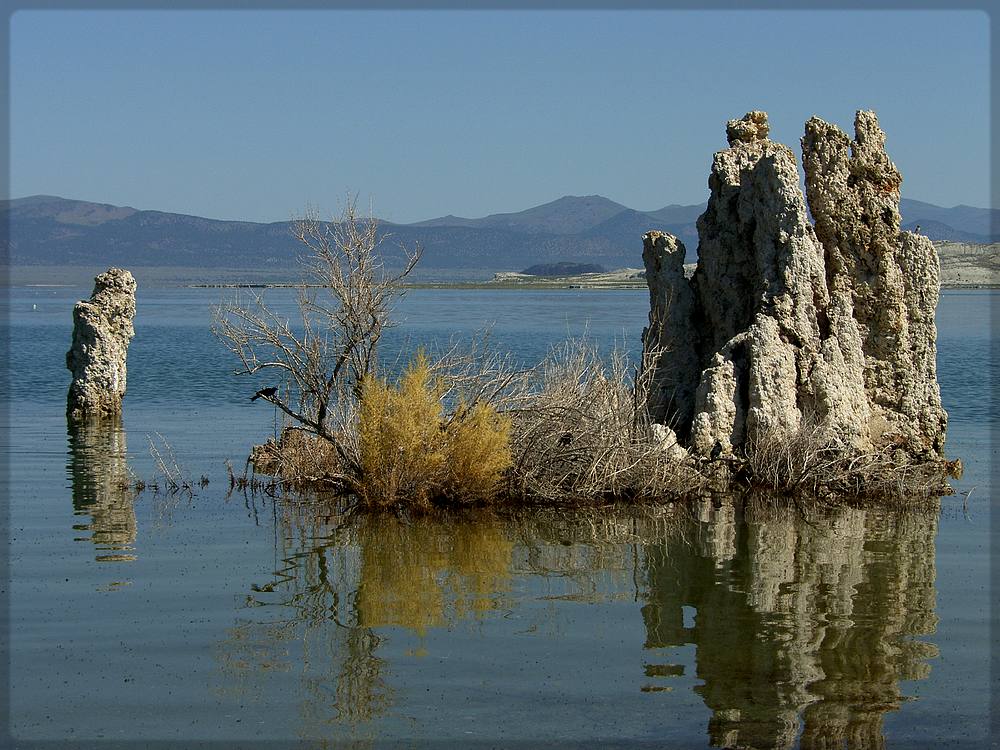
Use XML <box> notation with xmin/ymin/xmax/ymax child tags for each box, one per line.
<box><xmin>357</xmin><ymin>351</ymin><xmax>512</xmax><ymax>507</ymax></box>
<box><xmin>443</xmin><ymin>400</ymin><xmax>512</xmax><ymax>502</ymax></box>
<box><xmin>358</xmin><ymin>351</ymin><xmax>446</xmax><ymax>508</ymax></box>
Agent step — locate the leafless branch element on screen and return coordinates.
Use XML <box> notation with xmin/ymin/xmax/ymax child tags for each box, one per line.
<box><xmin>212</xmin><ymin>197</ymin><xmax>421</xmax><ymax>481</ymax></box>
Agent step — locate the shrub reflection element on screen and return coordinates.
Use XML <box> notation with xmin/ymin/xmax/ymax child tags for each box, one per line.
<box><xmin>214</xmin><ymin>496</ymin><xmax>938</xmax><ymax>747</ymax></box>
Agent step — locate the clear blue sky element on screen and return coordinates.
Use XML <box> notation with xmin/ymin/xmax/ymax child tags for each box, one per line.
<box><xmin>11</xmin><ymin>9</ymin><xmax>990</xmax><ymax>223</ymax></box>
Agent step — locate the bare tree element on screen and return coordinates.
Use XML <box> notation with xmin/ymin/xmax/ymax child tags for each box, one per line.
<box><xmin>214</xmin><ymin>200</ymin><xmax>705</xmax><ymax>505</ymax></box>
<box><xmin>213</xmin><ymin>198</ymin><xmax>420</xmax><ymax>476</ymax></box>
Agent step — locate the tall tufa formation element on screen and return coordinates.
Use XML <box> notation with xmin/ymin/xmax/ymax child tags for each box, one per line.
<box><xmin>66</xmin><ymin>267</ymin><xmax>137</xmax><ymax>420</ymax></box>
<box><xmin>643</xmin><ymin>111</ymin><xmax>946</xmax><ymax>461</ymax></box>
<box><xmin>801</xmin><ymin>111</ymin><xmax>946</xmax><ymax>457</ymax></box>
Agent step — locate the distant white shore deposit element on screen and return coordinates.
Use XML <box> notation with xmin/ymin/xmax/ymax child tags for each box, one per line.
<box><xmin>935</xmin><ymin>242</ymin><xmax>999</xmax><ymax>287</ymax></box>
<box><xmin>489</xmin><ymin>244</ymin><xmax>995</xmax><ymax>289</ymax></box>
<box><xmin>489</xmin><ymin>268</ymin><xmax>648</xmax><ymax>287</ymax></box>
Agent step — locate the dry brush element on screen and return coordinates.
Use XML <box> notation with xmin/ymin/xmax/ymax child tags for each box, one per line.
<box><xmin>215</xmin><ymin>197</ymin><xmax>951</xmax><ymax>510</ymax></box>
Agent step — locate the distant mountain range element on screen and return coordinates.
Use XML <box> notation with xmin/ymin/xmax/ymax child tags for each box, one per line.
<box><xmin>4</xmin><ymin>194</ymin><xmax>996</xmax><ymax>271</ymax></box>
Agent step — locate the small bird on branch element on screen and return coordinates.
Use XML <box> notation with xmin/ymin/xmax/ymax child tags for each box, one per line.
<box><xmin>709</xmin><ymin>440</ymin><xmax>723</xmax><ymax>460</ymax></box>
<box><xmin>250</xmin><ymin>387</ymin><xmax>278</xmax><ymax>402</ymax></box>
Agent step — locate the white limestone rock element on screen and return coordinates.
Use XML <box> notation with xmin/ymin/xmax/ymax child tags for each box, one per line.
<box><xmin>690</xmin><ymin>344</ymin><xmax>743</xmax><ymax>456</ymax></box>
<box><xmin>644</xmin><ymin>110</ymin><xmax>946</xmax><ymax>462</ymax></box>
<box><xmin>642</xmin><ymin>231</ymin><xmax>699</xmax><ymax>434</ymax></box>
<box><xmin>802</xmin><ymin>111</ymin><xmax>947</xmax><ymax>457</ymax></box>
<box><xmin>66</xmin><ymin>267</ymin><xmax>137</xmax><ymax>420</ymax></box>
<box><xmin>744</xmin><ymin>316</ymin><xmax>801</xmax><ymax>440</ymax></box>
<box><xmin>687</xmin><ymin>111</ymin><xmax>865</xmax><ymax>455</ymax></box>
<box><xmin>650</xmin><ymin>423</ymin><xmax>689</xmax><ymax>463</ymax></box>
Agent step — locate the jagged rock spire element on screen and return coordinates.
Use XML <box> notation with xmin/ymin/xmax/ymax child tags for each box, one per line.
<box><xmin>643</xmin><ymin>111</ymin><xmax>946</xmax><ymax>460</ymax></box>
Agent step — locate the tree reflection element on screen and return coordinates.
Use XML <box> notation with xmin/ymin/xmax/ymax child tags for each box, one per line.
<box><xmin>213</xmin><ymin>496</ymin><xmax>939</xmax><ymax>746</ymax></box>
<box><xmin>66</xmin><ymin>416</ymin><xmax>136</xmax><ymax>563</ymax></box>
<box><xmin>642</xmin><ymin>498</ymin><xmax>939</xmax><ymax>750</ymax></box>
<box><xmin>213</xmin><ymin>502</ymin><xmax>514</xmax><ymax>740</ymax></box>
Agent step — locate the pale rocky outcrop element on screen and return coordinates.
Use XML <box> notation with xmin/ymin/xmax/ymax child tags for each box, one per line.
<box><xmin>801</xmin><ymin>111</ymin><xmax>946</xmax><ymax>456</ymax></box>
<box><xmin>66</xmin><ymin>267</ymin><xmax>137</xmax><ymax>420</ymax></box>
<box><xmin>643</xmin><ymin>111</ymin><xmax>946</xmax><ymax>460</ymax></box>
<box><xmin>642</xmin><ymin>231</ymin><xmax>698</xmax><ymax>432</ymax></box>
<box><xmin>650</xmin><ymin>423</ymin><xmax>689</xmax><ymax>463</ymax></box>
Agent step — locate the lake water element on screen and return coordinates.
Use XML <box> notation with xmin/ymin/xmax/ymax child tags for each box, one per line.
<box><xmin>5</xmin><ymin>282</ymin><xmax>996</xmax><ymax>747</ymax></box>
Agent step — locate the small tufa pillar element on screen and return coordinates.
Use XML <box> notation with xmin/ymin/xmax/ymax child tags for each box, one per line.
<box><xmin>66</xmin><ymin>267</ymin><xmax>137</xmax><ymax>420</ymax></box>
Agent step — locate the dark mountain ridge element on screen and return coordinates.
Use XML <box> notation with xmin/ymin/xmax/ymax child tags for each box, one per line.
<box><xmin>411</xmin><ymin>195</ymin><xmax>630</xmax><ymax>235</ymax></box>
<box><xmin>5</xmin><ymin>194</ymin><xmax>995</xmax><ymax>271</ymax></box>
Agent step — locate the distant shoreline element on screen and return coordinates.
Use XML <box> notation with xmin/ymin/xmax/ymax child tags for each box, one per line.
<box><xmin>187</xmin><ymin>268</ymin><xmax>653</xmax><ymax>291</ymax></box>
<box><xmin>4</xmin><ymin>242</ymin><xmax>996</xmax><ymax>289</ymax></box>
<box><xmin>187</xmin><ymin>241</ymin><xmax>997</xmax><ymax>290</ymax></box>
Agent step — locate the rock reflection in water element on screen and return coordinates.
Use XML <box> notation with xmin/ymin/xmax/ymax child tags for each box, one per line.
<box><xmin>67</xmin><ymin>416</ymin><xmax>137</xmax><ymax>563</ymax></box>
<box><xmin>642</xmin><ymin>498</ymin><xmax>939</xmax><ymax>750</ymax></box>
<box><xmin>214</xmin><ymin>497</ymin><xmax>938</xmax><ymax>745</ymax></box>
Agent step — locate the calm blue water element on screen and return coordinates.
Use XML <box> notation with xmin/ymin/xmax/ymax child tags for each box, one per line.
<box><xmin>6</xmin><ymin>284</ymin><xmax>995</xmax><ymax>747</ymax></box>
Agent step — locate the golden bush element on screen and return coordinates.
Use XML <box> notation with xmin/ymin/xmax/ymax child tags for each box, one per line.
<box><xmin>357</xmin><ymin>351</ymin><xmax>511</xmax><ymax>508</ymax></box>
<box><xmin>443</xmin><ymin>399</ymin><xmax>512</xmax><ymax>502</ymax></box>
<box><xmin>358</xmin><ymin>351</ymin><xmax>446</xmax><ymax>508</ymax></box>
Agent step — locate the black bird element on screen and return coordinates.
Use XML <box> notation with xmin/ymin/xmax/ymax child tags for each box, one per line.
<box><xmin>251</xmin><ymin>386</ymin><xmax>278</xmax><ymax>402</ymax></box>
<box><xmin>709</xmin><ymin>440</ymin><xmax>723</xmax><ymax>460</ymax></box>
<box><xmin>914</xmin><ymin>224</ymin><xmax>922</xmax><ymax>234</ymax></box>
<box><xmin>558</xmin><ymin>432</ymin><xmax>572</xmax><ymax>447</ymax></box>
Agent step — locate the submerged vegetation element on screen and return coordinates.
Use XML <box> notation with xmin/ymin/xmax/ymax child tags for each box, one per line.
<box><xmin>213</xmin><ymin>198</ymin><xmax>953</xmax><ymax>510</ymax></box>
